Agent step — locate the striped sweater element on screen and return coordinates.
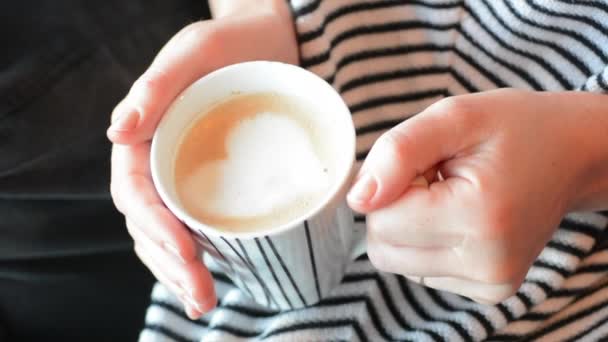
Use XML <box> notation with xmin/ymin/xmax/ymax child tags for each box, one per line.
<box><xmin>140</xmin><ymin>1</ymin><xmax>608</xmax><ymax>341</ymax></box>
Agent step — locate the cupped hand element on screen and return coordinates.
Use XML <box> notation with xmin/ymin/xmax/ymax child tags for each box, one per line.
<box><xmin>348</xmin><ymin>89</ymin><xmax>606</xmax><ymax>304</ymax></box>
<box><xmin>108</xmin><ymin>2</ymin><xmax>298</xmax><ymax>319</ymax></box>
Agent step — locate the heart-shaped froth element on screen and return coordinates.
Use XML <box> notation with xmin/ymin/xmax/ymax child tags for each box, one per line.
<box><xmin>182</xmin><ymin>112</ymin><xmax>329</xmax><ymax>219</ymax></box>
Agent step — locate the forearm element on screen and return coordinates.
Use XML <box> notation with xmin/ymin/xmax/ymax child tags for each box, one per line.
<box><xmin>210</xmin><ymin>0</ymin><xmax>291</xmax><ymax>19</ymax></box>
<box><xmin>207</xmin><ymin>0</ymin><xmax>298</xmax><ymax>66</ymax></box>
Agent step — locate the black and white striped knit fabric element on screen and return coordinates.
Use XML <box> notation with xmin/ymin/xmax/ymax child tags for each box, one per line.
<box><xmin>140</xmin><ymin>1</ymin><xmax>608</xmax><ymax>341</ymax></box>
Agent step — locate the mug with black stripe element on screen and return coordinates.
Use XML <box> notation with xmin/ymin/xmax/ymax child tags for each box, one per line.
<box><xmin>151</xmin><ymin>61</ymin><xmax>366</xmax><ymax>310</ymax></box>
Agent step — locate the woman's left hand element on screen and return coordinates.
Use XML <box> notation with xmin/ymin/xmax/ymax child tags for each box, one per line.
<box><xmin>347</xmin><ymin>89</ymin><xmax>608</xmax><ymax>304</ymax></box>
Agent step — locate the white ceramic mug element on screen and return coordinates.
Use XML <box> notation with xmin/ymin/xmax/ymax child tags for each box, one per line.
<box><xmin>150</xmin><ymin>61</ymin><xmax>366</xmax><ymax>310</ymax></box>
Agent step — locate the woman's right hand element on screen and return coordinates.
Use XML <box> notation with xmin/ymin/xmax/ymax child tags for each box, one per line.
<box><xmin>107</xmin><ymin>0</ymin><xmax>299</xmax><ymax>319</ymax></box>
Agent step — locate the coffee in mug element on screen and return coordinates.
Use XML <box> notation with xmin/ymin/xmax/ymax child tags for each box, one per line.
<box><xmin>174</xmin><ymin>92</ymin><xmax>337</xmax><ymax>233</ymax></box>
<box><xmin>151</xmin><ymin>61</ymin><xmax>364</xmax><ymax>310</ymax></box>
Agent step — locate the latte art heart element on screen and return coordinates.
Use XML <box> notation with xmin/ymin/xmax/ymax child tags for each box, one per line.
<box><xmin>174</xmin><ymin>92</ymin><xmax>336</xmax><ymax>232</ymax></box>
<box><xmin>181</xmin><ymin>112</ymin><xmax>330</xmax><ymax>218</ymax></box>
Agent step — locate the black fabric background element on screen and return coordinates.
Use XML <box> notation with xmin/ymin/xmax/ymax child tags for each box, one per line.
<box><xmin>0</xmin><ymin>1</ymin><xmax>210</xmax><ymax>340</ymax></box>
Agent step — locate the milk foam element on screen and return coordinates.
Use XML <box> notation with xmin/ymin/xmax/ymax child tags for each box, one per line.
<box><xmin>182</xmin><ymin>112</ymin><xmax>330</xmax><ymax>219</ymax></box>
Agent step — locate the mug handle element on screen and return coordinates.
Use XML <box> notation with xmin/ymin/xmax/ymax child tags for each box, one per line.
<box><xmin>348</xmin><ymin>175</ymin><xmax>429</xmax><ymax>260</ymax></box>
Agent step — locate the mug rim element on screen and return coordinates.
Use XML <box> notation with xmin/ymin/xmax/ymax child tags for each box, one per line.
<box><xmin>150</xmin><ymin>61</ymin><xmax>356</xmax><ymax>240</ymax></box>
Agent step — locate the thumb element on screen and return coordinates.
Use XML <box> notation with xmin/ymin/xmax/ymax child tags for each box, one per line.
<box><xmin>107</xmin><ymin>22</ymin><xmax>221</xmax><ymax>145</ymax></box>
<box><xmin>107</xmin><ymin>8</ymin><xmax>298</xmax><ymax>145</ymax></box>
<box><xmin>347</xmin><ymin>98</ymin><xmax>478</xmax><ymax>213</ymax></box>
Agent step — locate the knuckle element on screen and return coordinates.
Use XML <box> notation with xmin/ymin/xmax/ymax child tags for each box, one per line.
<box><xmin>432</xmin><ymin>96</ymin><xmax>474</xmax><ymax>117</ymax></box>
<box><xmin>374</xmin><ymin>129</ymin><xmax>412</xmax><ymax>164</ymax></box>
<box><xmin>178</xmin><ymin>21</ymin><xmax>213</xmax><ymax>42</ymax></box>
<box><xmin>109</xmin><ymin>181</ymin><xmax>126</xmax><ymax>214</ymax></box>
<box><xmin>430</xmin><ymin>96</ymin><xmax>480</xmax><ymax>129</ymax></box>
<box><xmin>178</xmin><ymin>21</ymin><xmax>207</xmax><ymax>38</ymax></box>
<box><xmin>178</xmin><ymin>21</ymin><xmax>222</xmax><ymax>55</ymax></box>
<box><xmin>133</xmin><ymin>68</ymin><xmax>170</xmax><ymax>98</ymax></box>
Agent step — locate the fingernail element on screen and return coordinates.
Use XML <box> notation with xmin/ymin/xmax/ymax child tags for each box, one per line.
<box><xmin>187</xmin><ymin>307</ymin><xmax>202</xmax><ymax>320</ymax></box>
<box><xmin>163</xmin><ymin>242</ymin><xmax>186</xmax><ymax>264</ymax></box>
<box><xmin>180</xmin><ymin>296</ymin><xmax>201</xmax><ymax>319</ymax></box>
<box><xmin>110</xmin><ymin>107</ymin><xmax>140</xmax><ymax>132</ymax></box>
<box><xmin>347</xmin><ymin>173</ymin><xmax>377</xmax><ymax>205</ymax></box>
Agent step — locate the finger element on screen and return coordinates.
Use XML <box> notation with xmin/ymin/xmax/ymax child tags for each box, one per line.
<box><xmin>107</xmin><ymin>21</ymin><xmax>222</xmax><ymax>144</ymax></box>
<box><xmin>107</xmin><ymin>11</ymin><xmax>297</xmax><ymax>145</ymax></box>
<box><xmin>185</xmin><ymin>306</ymin><xmax>204</xmax><ymax>321</ymax></box>
<box><xmin>133</xmin><ymin>243</ymin><xmax>185</xmax><ymax>298</ymax></box>
<box><xmin>111</xmin><ymin>143</ymin><xmax>197</xmax><ymax>263</ymax></box>
<box><xmin>134</xmin><ymin>244</ymin><xmax>208</xmax><ymax>319</ymax></box>
<box><xmin>126</xmin><ymin>219</ymin><xmax>190</xmax><ymax>270</ymax></box>
<box><xmin>128</xmin><ymin>218</ymin><xmax>216</xmax><ymax>309</ymax></box>
<box><xmin>347</xmin><ymin>97</ymin><xmax>483</xmax><ymax>213</ymax></box>
<box><xmin>366</xmin><ymin>232</ymin><xmax>467</xmax><ymax>278</ymax></box>
<box><xmin>410</xmin><ymin>276</ymin><xmax>517</xmax><ymax>305</ymax></box>
<box><xmin>366</xmin><ymin>179</ymin><xmax>467</xmax><ymax>247</ymax></box>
